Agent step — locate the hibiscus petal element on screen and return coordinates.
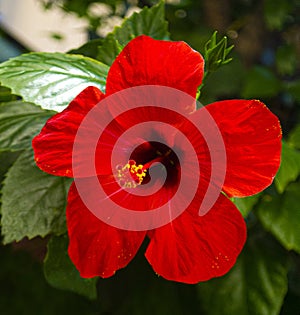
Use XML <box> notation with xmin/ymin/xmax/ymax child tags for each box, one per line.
<box><xmin>32</xmin><ymin>86</ymin><xmax>104</xmax><ymax>177</ymax></box>
<box><xmin>106</xmin><ymin>35</ymin><xmax>204</xmax><ymax>103</ymax></box>
<box><xmin>145</xmin><ymin>194</ymin><xmax>246</xmax><ymax>284</ymax></box>
<box><xmin>67</xmin><ymin>182</ymin><xmax>146</xmax><ymax>278</ymax></box>
<box><xmin>194</xmin><ymin>99</ymin><xmax>282</xmax><ymax>197</ymax></box>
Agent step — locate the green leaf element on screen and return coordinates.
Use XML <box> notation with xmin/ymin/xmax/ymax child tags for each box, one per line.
<box><xmin>256</xmin><ymin>182</ymin><xmax>300</xmax><ymax>253</ymax></box>
<box><xmin>242</xmin><ymin>66</ymin><xmax>282</xmax><ymax>99</ymax></box>
<box><xmin>198</xmin><ymin>230</ymin><xmax>289</xmax><ymax>315</ymax></box>
<box><xmin>69</xmin><ymin>38</ymin><xmax>104</xmax><ymax>59</ymax></box>
<box><xmin>0</xmin><ymin>151</ymin><xmax>21</xmax><ymax>213</ymax></box>
<box><xmin>232</xmin><ymin>193</ymin><xmax>261</xmax><ymax>217</ymax></box>
<box><xmin>97</xmin><ymin>1</ymin><xmax>169</xmax><ymax>66</ymax></box>
<box><xmin>0</xmin><ymin>53</ymin><xmax>109</xmax><ymax>112</ymax></box>
<box><xmin>110</xmin><ymin>1</ymin><xmax>169</xmax><ymax>45</ymax></box>
<box><xmin>0</xmin><ymin>101</ymin><xmax>54</xmax><ymax>151</ymax></box>
<box><xmin>288</xmin><ymin>124</ymin><xmax>300</xmax><ymax>150</ymax></box>
<box><xmin>44</xmin><ymin>234</ymin><xmax>98</xmax><ymax>300</ymax></box>
<box><xmin>1</xmin><ymin>149</ymin><xmax>72</xmax><ymax>244</ymax></box>
<box><xmin>0</xmin><ymin>151</ymin><xmax>20</xmax><ymax>184</ymax></box>
<box><xmin>0</xmin><ymin>85</ymin><xmax>17</xmax><ymax>102</ymax></box>
<box><xmin>97</xmin><ymin>35</ymin><xmax>123</xmax><ymax>67</ymax></box>
<box><xmin>274</xmin><ymin>141</ymin><xmax>300</xmax><ymax>193</ymax></box>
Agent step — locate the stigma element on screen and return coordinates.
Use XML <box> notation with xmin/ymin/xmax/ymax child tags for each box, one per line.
<box><xmin>116</xmin><ymin>160</ymin><xmax>147</xmax><ymax>188</ymax></box>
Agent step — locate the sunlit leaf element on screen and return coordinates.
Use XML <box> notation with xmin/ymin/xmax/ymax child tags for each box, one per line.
<box><xmin>0</xmin><ymin>53</ymin><xmax>109</xmax><ymax>112</ymax></box>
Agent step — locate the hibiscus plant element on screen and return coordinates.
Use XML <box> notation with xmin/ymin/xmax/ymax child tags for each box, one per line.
<box><xmin>0</xmin><ymin>1</ymin><xmax>299</xmax><ymax>315</ymax></box>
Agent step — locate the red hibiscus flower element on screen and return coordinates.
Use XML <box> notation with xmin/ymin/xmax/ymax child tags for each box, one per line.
<box><xmin>32</xmin><ymin>35</ymin><xmax>281</xmax><ymax>284</ymax></box>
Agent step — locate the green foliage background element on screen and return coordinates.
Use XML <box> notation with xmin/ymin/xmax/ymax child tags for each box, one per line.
<box><xmin>0</xmin><ymin>0</ymin><xmax>300</xmax><ymax>314</ymax></box>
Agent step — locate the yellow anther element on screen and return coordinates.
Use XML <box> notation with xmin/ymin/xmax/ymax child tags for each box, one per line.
<box><xmin>116</xmin><ymin>160</ymin><xmax>147</xmax><ymax>188</ymax></box>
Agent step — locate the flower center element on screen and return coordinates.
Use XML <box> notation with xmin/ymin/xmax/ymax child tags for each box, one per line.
<box><xmin>116</xmin><ymin>160</ymin><xmax>147</xmax><ymax>188</ymax></box>
<box><xmin>116</xmin><ymin>142</ymin><xmax>180</xmax><ymax>189</ymax></box>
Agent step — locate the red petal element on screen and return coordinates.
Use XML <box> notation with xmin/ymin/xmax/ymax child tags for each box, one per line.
<box><xmin>32</xmin><ymin>86</ymin><xmax>104</xmax><ymax>177</ymax></box>
<box><xmin>98</xmin><ymin>172</ymin><xmax>178</xmax><ymax>212</ymax></box>
<box><xmin>94</xmin><ymin>105</ymin><xmax>190</xmax><ymax>177</ymax></box>
<box><xmin>188</xmin><ymin>100</ymin><xmax>281</xmax><ymax>197</ymax></box>
<box><xmin>106</xmin><ymin>35</ymin><xmax>204</xmax><ymax>101</ymax></box>
<box><xmin>198</xmin><ymin>99</ymin><xmax>282</xmax><ymax>197</ymax></box>
<box><xmin>67</xmin><ymin>182</ymin><xmax>146</xmax><ymax>278</ymax></box>
<box><xmin>145</xmin><ymin>194</ymin><xmax>246</xmax><ymax>284</ymax></box>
